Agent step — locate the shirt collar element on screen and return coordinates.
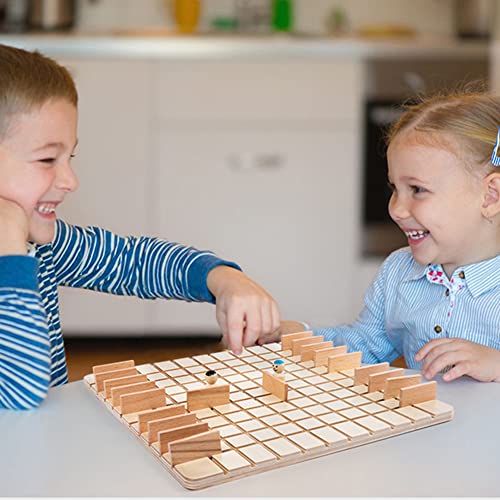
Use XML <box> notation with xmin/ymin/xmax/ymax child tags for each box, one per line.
<box><xmin>403</xmin><ymin>254</ymin><xmax>500</xmax><ymax>297</ymax></box>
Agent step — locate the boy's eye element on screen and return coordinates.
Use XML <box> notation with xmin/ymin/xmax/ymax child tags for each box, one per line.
<box><xmin>410</xmin><ymin>185</ymin><xmax>426</xmax><ymax>194</ymax></box>
<box><xmin>386</xmin><ymin>181</ymin><xmax>396</xmax><ymax>193</ymax></box>
<box><xmin>39</xmin><ymin>158</ymin><xmax>56</xmax><ymax>164</ymax></box>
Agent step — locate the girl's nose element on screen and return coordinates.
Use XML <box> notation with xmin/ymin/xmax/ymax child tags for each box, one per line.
<box><xmin>55</xmin><ymin>161</ymin><xmax>79</xmax><ymax>193</ymax></box>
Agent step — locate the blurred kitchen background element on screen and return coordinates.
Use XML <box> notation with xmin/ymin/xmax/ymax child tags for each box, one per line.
<box><xmin>0</xmin><ymin>0</ymin><xmax>498</xmax><ymax>377</ymax></box>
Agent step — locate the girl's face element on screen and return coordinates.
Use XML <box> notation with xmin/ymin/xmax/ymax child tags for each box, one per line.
<box><xmin>0</xmin><ymin>98</ymin><xmax>78</xmax><ymax>245</ymax></box>
<box><xmin>387</xmin><ymin>133</ymin><xmax>493</xmax><ymax>277</ymax></box>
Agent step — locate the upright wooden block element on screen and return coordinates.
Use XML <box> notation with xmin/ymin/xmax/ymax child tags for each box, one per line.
<box><xmin>186</xmin><ymin>384</ymin><xmax>230</xmax><ymax>411</ymax></box>
<box><xmin>138</xmin><ymin>404</ymin><xmax>186</xmax><ymax>434</ymax></box>
<box><xmin>354</xmin><ymin>362</ymin><xmax>390</xmax><ymax>385</ymax></box>
<box><xmin>159</xmin><ymin>422</ymin><xmax>210</xmax><ymax>455</ymax></box>
<box><xmin>368</xmin><ymin>369</ymin><xmax>405</xmax><ymax>393</ymax></box>
<box><xmin>104</xmin><ymin>374</ymin><xmax>148</xmax><ymax>399</ymax></box>
<box><xmin>291</xmin><ymin>336</ymin><xmax>323</xmax><ymax>356</ymax></box>
<box><xmin>169</xmin><ymin>430</ymin><xmax>221</xmax><ymax>466</ymax></box>
<box><xmin>314</xmin><ymin>345</ymin><xmax>347</xmax><ymax>367</ymax></box>
<box><xmin>262</xmin><ymin>371</ymin><xmax>288</xmax><ymax>401</ymax></box>
<box><xmin>384</xmin><ymin>375</ymin><xmax>421</xmax><ymax>400</ymax></box>
<box><xmin>95</xmin><ymin>367</ymin><xmax>138</xmax><ymax>392</ymax></box>
<box><xmin>93</xmin><ymin>359</ymin><xmax>135</xmax><ymax>375</ymax></box>
<box><xmin>399</xmin><ymin>381</ymin><xmax>437</xmax><ymax>408</ymax></box>
<box><xmin>148</xmin><ymin>413</ymin><xmax>197</xmax><ymax>444</ymax></box>
<box><xmin>300</xmin><ymin>341</ymin><xmax>333</xmax><ymax>362</ymax></box>
<box><xmin>120</xmin><ymin>388</ymin><xmax>166</xmax><ymax>415</ymax></box>
<box><xmin>111</xmin><ymin>381</ymin><xmax>157</xmax><ymax>406</ymax></box>
<box><xmin>327</xmin><ymin>351</ymin><xmax>362</xmax><ymax>373</ymax></box>
<box><xmin>281</xmin><ymin>331</ymin><xmax>313</xmax><ymax>351</ymax></box>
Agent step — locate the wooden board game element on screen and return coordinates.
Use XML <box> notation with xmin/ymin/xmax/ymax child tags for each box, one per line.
<box><xmin>83</xmin><ymin>332</ymin><xmax>454</xmax><ymax>490</ymax></box>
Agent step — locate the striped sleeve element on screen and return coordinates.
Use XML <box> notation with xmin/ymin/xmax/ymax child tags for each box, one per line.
<box><xmin>51</xmin><ymin>220</ymin><xmax>241</xmax><ymax>302</ymax></box>
<box><xmin>0</xmin><ymin>256</ymin><xmax>51</xmax><ymax>410</ymax></box>
<box><xmin>315</xmin><ymin>252</ymin><xmax>402</xmax><ymax>365</ymax></box>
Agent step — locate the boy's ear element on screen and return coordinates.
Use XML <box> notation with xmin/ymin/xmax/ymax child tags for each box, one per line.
<box><xmin>482</xmin><ymin>172</ymin><xmax>500</xmax><ymax>218</ymax></box>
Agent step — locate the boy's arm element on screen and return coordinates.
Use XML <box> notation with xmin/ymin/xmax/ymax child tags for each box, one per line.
<box><xmin>0</xmin><ymin>256</ymin><xmax>51</xmax><ymax>410</ymax></box>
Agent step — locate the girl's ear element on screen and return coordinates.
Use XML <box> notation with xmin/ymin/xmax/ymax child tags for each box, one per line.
<box><xmin>482</xmin><ymin>172</ymin><xmax>500</xmax><ymax>218</ymax></box>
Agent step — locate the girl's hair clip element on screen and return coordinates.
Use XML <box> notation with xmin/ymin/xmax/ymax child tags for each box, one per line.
<box><xmin>491</xmin><ymin>125</ymin><xmax>500</xmax><ymax>166</ymax></box>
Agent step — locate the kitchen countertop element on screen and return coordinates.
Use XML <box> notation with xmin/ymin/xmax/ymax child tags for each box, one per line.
<box><xmin>0</xmin><ymin>32</ymin><xmax>489</xmax><ymax>60</ymax></box>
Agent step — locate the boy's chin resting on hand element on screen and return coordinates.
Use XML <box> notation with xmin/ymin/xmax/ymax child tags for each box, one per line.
<box><xmin>415</xmin><ymin>338</ymin><xmax>500</xmax><ymax>383</ymax></box>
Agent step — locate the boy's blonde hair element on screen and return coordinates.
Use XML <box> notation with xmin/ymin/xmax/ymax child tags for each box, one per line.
<box><xmin>387</xmin><ymin>87</ymin><xmax>500</xmax><ymax>175</ymax></box>
<box><xmin>0</xmin><ymin>44</ymin><xmax>77</xmax><ymax>139</ymax></box>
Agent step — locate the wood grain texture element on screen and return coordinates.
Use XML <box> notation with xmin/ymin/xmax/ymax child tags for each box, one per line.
<box><xmin>148</xmin><ymin>413</ymin><xmax>197</xmax><ymax>444</ymax></box>
<box><xmin>400</xmin><ymin>381</ymin><xmax>437</xmax><ymax>407</ymax></box>
<box><xmin>354</xmin><ymin>363</ymin><xmax>390</xmax><ymax>385</ymax></box>
<box><xmin>111</xmin><ymin>381</ymin><xmax>156</xmax><ymax>406</ymax></box>
<box><xmin>159</xmin><ymin>422</ymin><xmax>210</xmax><ymax>455</ymax></box>
<box><xmin>262</xmin><ymin>371</ymin><xmax>288</xmax><ymax>401</ymax></box>
<box><xmin>93</xmin><ymin>359</ymin><xmax>135</xmax><ymax>375</ymax></box>
<box><xmin>291</xmin><ymin>336</ymin><xmax>323</xmax><ymax>356</ymax></box>
<box><xmin>138</xmin><ymin>405</ymin><xmax>186</xmax><ymax>434</ymax></box>
<box><xmin>367</xmin><ymin>369</ymin><xmax>405</xmax><ymax>393</ymax></box>
<box><xmin>169</xmin><ymin>430</ymin><xmax>221</xmax><ymax>466</ymax></box>
<box><xmin>314</xmin><ymin>345</ymin><xmax>347</xmax><ymax>367</ymax></box>
<box><xmin>384</xmin><ymin>375</ymin><xmax>421</xmax><ymax>399</ymax></box>
<box><xmin>327</xmin><ymin>351</ymin><xmax>362</xmax><ymax>373</ymax></box>
<box><xmin>281</xmin><ymin>331</ymin><xmax>312</xmax><ymax>351</ymax></box>
<box><xmin>186</xmin><ymin>384</ymin><xmax>230</xmax><ymax>411</ymax></box>
<box><xmin>95</xmin><ymin>367</ymin><xmax>138</xmax><ymax>392</ymax></box>
<box><xmin>120</xmin><ymin>387</ymin><xmax>166</xmax><ymax>415</ymax></box>
<box><xmin>104</xmin><ymin>374</ymin><xmax>148</xmax><ymax>399</ymax></box>
<box><xmin>300</xmin><ymin>341</ymin><xmax>333</xmax><ymax>362</ymax></box>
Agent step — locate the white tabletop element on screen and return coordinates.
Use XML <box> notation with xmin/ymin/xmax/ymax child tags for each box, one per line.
<box><xmin>0</xmin><ymin>375</ymin><xmax>499</xmax><ymax>496</ymax></box>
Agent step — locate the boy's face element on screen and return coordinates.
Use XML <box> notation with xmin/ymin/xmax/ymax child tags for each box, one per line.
<box><xmin>0</xmin><ymin>98</ymin><xmax>78</xmax><ymax>245</ymax></box>
<box><xmin>387</xmin><ymin>134</ymin><xmax>491</xmax><ymax>277</ymax></box>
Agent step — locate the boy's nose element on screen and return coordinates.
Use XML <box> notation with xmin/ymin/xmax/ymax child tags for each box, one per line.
<box><xmin>388</xmin><ymin>193</ymin><xmax>410</xmax><ymax>222</ymax></box>
<box><xmin>55</xmin><ymin>162</ymin><xmax>79</xmax><ymax>193</ymax></box>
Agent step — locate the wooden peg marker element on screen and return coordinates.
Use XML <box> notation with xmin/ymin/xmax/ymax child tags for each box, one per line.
<box><xmin>186</xmin><ymin>383</ymin><xmax>230</xmax><ymax>411</ymax></box>
<box><xmin>384</xmin><ymin>374</ymin><xmax>421</xmax><ymax>399</ymax></box>
<box><xmin>281</xmin><ymin>331</ymin><xmax>313</xmax><ymax>351</ymax></box>
<box><xmin>95</xmin><ymin>367</ymin><xmax>138</xmax><ymax>392</ymax></box>
<box><xmin>138</xmin><ymin>404</ymin><xmax>186</xmax><ymax>434</ymax></box>
<box><xmin>353</xmin><ymin>362</ymin><xmax>390</xmax><ymax>385</ymax></box>
<box><xmin>168</xmin><ymin>430</ymin><xmax>221</xmax><ymax>466</ymax></box>
<box><xmin>291</xmin><ymin>336</ymin><xmax>323</xmax><ymax>356</ymax></box>
<box><xmin>327</xmin><ymin>351</ymin><xmax>362</xmax><ymax>373</ymax></box>
<box><xmin>93</xmin><ymin>359</ymin><xmax>135</xmax><ymax>375</ymax></box>
<box><xmin>120</xmin><ymin>387</ymin><xmax>166</xmax><ymax>415</ymax></box>
<box><xmin>262</xmin><ymin>370</ymin><xmax>288</xmax><ymax>401</ymax></box>
<box><xmin>367</xmin><ymin>369</ymin><xmax>405</xmax><ymax>393</ymax></box>
<box><xmin>300</xmin><ymin>341</ymin><xmax>333</xmax><ymax>362</ymax></box>
<box><xmin>400</xmin><ymin>381</ymin><xmax>437</xmax><ymax>407</ymax></box>
<box><xmin>111</xmin><ymin>381</ymin><xmax>157</xmax><ymax>406</ymax></box>
<box><xmin>159</xmin><ymin>422</ymin><xmax>210</xmax><ymax>455</ymax></box>
<box><xmin>104</xmin><ymin>374</ymin><xmax>148</xmax><ymax>399</ymax></box>
<box><xmin>148</xmin><ymin>413</ymin><xmax>197</xmax><ymax>444</ymax></box>
<box><xmin>314</xmin><ymin>345</ymin><xmax>347</xmax><ymax>367</ymax></box>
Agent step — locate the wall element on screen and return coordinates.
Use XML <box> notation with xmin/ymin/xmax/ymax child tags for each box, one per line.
<box><xmin>77</xmin><ymin>0</ymin><xmax>455</xmax><ymax>36</ymax></box>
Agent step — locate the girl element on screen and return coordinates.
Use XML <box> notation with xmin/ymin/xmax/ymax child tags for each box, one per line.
<box><xmin>0</xmin><ymin>44</ymin><xmax>280</xmax><ymax>409</ymax></box>
<box><xmin>274</xmin><ymin>90</ymin><xmax>500</xmax><ymax>383</ymax></box>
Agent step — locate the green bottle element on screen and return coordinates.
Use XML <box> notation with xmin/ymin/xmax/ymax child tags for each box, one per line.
<box><xmin>272</xmin><ymin>0</ymin><xmax>293</xmax><ymax>32</ymax></box>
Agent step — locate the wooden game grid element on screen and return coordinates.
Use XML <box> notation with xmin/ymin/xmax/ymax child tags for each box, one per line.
<box><xmin>84</xmin><ymin>341</ymin><xmax>454</xmax><ymax>490</ymax></box>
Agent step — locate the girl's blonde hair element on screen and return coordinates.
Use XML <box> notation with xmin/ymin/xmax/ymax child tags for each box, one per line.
<box><xmin>387</xmin><ymin>86</ymin><xmax>500</xmax><ymax>174</ymax></box>
<box><xmin>0</xmin><ymin>44</ymin><xmax>78</xmax><ymax>139</ymax></box>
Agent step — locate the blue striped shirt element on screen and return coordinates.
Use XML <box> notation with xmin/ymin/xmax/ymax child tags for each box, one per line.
<box><xmin>315</xmin><ymin>248</ymin><xmax>500</xmax><ymax>369</ymax></box>
<box><xmin>0</xmin><ymin>220</ymin><xmax>239</xmax><ymax>410</ymax></box>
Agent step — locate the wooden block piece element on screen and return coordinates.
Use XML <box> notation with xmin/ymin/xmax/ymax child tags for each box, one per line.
<box><xmin>186</xmin><ymin>384</ymin><xmax>230</xmax><ymax>411</ymax></box>
<box><xmin>367</xmin><ymin>369</ymin><xmax>405</xmax><ymax>393</ymax></box>
<box><xmin>353</xmin><ymin>362</ymin><xmax>390</xmax><ymax>385</ymax></box>
<box><xmin>93</xmin><ymin>359</ymin><xmax>135</xmax><ymax>375</ymax></box>
<box><xmin>384</xmin><ymin>374</ymin><xmax>421</xmax><ymax>400</ymax></box>
<box><xmin>414</xmin><ymin>399</ymin><xmax>454</xmax><ymax>419</ymax></box>
<box><xmin>262</xmin><ymin>371</ymin><xmax>288</xmax><ymax>401</ymax></box>
<box><xmin>291</xmin><ymin>336</ymin><xmax>323</xmax><ymax>356</ymax></box>
<box><xmin>138</xmin><ymin>404</ymin><xmax>186</xmax><ymax>434</ymax></box>
<box><xmin>111</xmin><ymin>381</ymin><xmax>156</xmax><ymax>406</ymax></box>
<box><xmin>167</xmin><ymin>428</ymin><xmax>220</xmax><ymax>464</ymax></box>
<box><xmin>300</xmin><ymin>341</ymin><xmax>333</xmax><ymax>362</ymax></box>
<box><xmin>174</xmin><ymin>457</ymin><xmax>224</xmax><ymax>481</ymax></box>
<box><xmin>328</xmin><ymin>351</ymin><xmax>362</xmax><ymax>373</ymax></box>
<box><xmin>103</xmin><ymin>374</ymin><xmax>148</xmax><ymax>399</ymax></box>
<box><xmin>148</xmin><ymin>413</ymin><xmax>197</xmax><ymax>444</ymax></box>
<box><xmin>281</xmin><ymin>330</ymin><xmax>313</xmax><ymax>351</ymax></box>
<box><xmin>399</xmin><ymin>381</ymin><xmax>437</xmax><ymax>408</ymax></box>
<box><xmin>314</xmin><ymin>345</ymin><xmax>347</xmax><ymax>367</ymax></box>
<box><xmin>95</xmin><ymin>367</ymin><xmax>138</xmax><ymax>392</ymax></box>
<box><xmin>120</xmin><ymin>388</ymin><xmax>166</xmax><ymax>415</ymax></box>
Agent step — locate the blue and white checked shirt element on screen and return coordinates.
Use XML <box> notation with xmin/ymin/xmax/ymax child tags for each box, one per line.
<box><xmin>0</xmin><ymin>220</ymin><xmax>240</xmax><ymax>410</ymax></box>
<box><xmin>315</xmin><ymin>248</ymin><xmax>500</xmax><ymax>369</ymax></box>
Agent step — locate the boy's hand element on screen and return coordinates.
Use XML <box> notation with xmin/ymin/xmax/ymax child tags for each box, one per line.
<box><xmin>415</xmin><ymin>338</ymin><xmax>500</xmax><ymax>382</ymax></box>
<box><xmin>256</xmin><ymin>320</ymin><xmax>310</xmax><ymax>346</ymax></box>
<box><xmin>207</xmin><ymin>266</ymin><xmax>280</xmax><ymax>355</ymax></box>
<box><xmin>0</xmin><ymin>197</ymin><xmax>29</xmax><ymax>255</ymax></box>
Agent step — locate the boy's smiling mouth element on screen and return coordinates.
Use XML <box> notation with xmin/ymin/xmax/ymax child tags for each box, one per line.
<box><xmin>36</xmin><ymin>201</ymin><xmax>59</xmax><ymax>218</ymax></box>
<box><xmin>403</xmin><ymin>228</ymin><xmax>430</xmax><ymax>244</ymax></box>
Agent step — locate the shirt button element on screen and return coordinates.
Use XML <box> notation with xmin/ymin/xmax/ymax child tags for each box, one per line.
<box><xmin>434</xmin><ymin>325</ymin><xmax>443</xmax><ymax>334</ymax></box>
<box><xmin>445</xmin><ymin>289</ymin><xmax>449</xmax><ymax>297</ymax></box>
<box><xmin>459</xmin><ymin>271</ymin><xmax>465</xmax><ymax>279</ymax></box>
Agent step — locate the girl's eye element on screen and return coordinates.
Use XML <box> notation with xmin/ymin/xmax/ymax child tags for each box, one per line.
<box><xmin>39</xmin><ymin>158</ymin><xmax>56</xmax><ymax>164</ymax></box>
<box><xmin>386</xmin><ymin>181</ymin><xmax>396</xmax><ymax>193</ymax></box>
<box><xmin>411</xmin><ymin>185</ymin><xmax>426</xmax><ymax>194</ymax></box>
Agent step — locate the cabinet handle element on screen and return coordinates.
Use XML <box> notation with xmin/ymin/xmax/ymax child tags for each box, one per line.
<box><xmin>227</xmin><ymin>153</ymin><xmax>286</xmax><ymax>171</ymax></box>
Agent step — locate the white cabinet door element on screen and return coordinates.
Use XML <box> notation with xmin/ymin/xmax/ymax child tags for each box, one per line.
<box><xmin>150</xmin><ymin>128</ymin><xmax>361</xmax><ymax>332</ymax></box>
<box><xmin>55</xmin><ymin>59</ymin><xmax>153</xmax><ymax>334</ymax></box>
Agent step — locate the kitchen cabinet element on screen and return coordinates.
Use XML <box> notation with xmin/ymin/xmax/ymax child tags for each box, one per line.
<box><xmin>51</xmin><ymin>57</ymin><xmax>364</xmax><ymax>335</ymax></box>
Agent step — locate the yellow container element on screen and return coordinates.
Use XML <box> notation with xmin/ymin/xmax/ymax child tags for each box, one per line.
<box><xmin>173</xmin><ymin>0</ymin><xmax>200</xmax><ymax>34</ymax></box>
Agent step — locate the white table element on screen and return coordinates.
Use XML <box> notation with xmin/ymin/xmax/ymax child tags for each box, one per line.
<box><xmin>0</xmin><ymin>375</ymin><xmax>498</xmax><ymax>496</ymax></box>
